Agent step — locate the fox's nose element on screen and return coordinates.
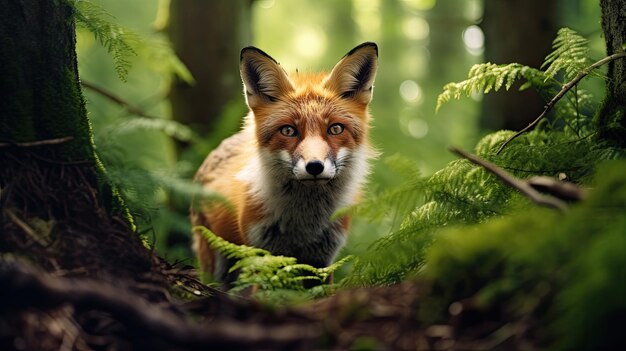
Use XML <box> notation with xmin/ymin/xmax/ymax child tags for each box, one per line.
<box><xmin>305</xmin><ymin>160</ymin><xmax>324</xmax><ymax>176</ymax></box>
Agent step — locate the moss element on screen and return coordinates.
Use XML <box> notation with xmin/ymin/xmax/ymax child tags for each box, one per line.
<box><xmin>597</xmin><ymin>0</ymin><xmax>626</xmax><ymax>146</ymax></box>
<box><xmin>0</xmin><ymin>2</ymin><xmax>36</xmax><ymax>141</ymax></box>
<box><xmin>0</xmin><ymin>0</ymin><xmax>134</xmax><ymax>227</ymax></box>
<box><xmin>420</xmin><ymin>160</ymin><xmax>626</xmax><ymax>349</ymax></box>
<box><xmin>595</xmin><ymin>93</ymin><xmax>626</xmax><ymax>147</ymax></box>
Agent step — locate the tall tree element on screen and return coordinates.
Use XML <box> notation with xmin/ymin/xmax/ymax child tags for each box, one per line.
<box><xmin>598</xmin><ymin>0</ymin><xmax>626</xmax><ymax>144</ymax></box>
<box><xmin>167</xmin><ymin>0</ymin><xmax>252</xmax><ymax>138</ymax></box>
<box><xmin>481</xmin><ymin>0</ymin><xmax>559</xmax><ymax>131</ymax></box>
<box><xmin>0</xmin><ymin>0</ymin><xmax>154</xmax><ymax>279</ymax></box>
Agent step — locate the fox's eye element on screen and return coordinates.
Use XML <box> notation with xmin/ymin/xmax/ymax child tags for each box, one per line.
<box><xmin>280</xmin><ymin>125</ymin><xmax>298</xmax><ymax>137</ymax></box>
<box><xmin>328</xmin><ymin>123</ymin><xmax>344</xmax><ymax>135</ymax></box>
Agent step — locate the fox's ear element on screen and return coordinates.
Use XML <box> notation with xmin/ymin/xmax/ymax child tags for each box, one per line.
<box><xmin>325</xmin><ymin>42</ymin><xmax>378</xmax><ymax>104</ymax></box>
<box><xmin>240</xmin><ymin>47</ymin><xmax>294</xmax><ymax>109</ymax></box>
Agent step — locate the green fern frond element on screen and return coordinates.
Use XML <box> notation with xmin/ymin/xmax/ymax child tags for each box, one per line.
<box><xmin>335</xmin><ymin>155</ymin><xmax>424</xmax><ymax>225</ymax></box>
<box><xmin>73</xmin><ymin>0</ymin><xmax>192</xmax><ymax>83</ymax></box>
<box><xmin>344</xmin><ymin>125</ymin><xmax>625</xmax><ymax>287</ymax></box>
<box><xmin>134</xmin><ymin>36</ymin><xmax>194</xmax><ymax>84</ymax></box>
<box><xmin>107</xmin><ymin>117</ymin><xmax>196</xmax><ymax>142</ymax></box>
<box><xmin>195</xmin><ymin>226</ymin><xmax>353</xmax><ymax>295</ymax></box>
<box><xmin>194</xmin><ymin>226</ymin><xmax>269</xmax><ymax>260</ymax></box>
<box><xmin>73</xmin><ymin>0</ymin><xmax>137</xmax><ymax>81</ymax></box>
<box><xmin>542</xmin><ymin>28</ymin><xmax>590</xmax><ymax>81</ymax></box>
<box><xmin>436</xmin><ymin>63</ymin><xmax>545</xmax><ymax>111</ymax></box>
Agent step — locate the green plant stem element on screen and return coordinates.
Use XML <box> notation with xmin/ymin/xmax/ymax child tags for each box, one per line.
<box><xmin>496</xmin><ymin>51</ymin><xmax>626</xmax><ymax>155</ymax></box>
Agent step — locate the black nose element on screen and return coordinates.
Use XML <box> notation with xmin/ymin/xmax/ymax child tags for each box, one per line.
<box><xmin>305</xmin><ymin>160</ymin><xmax>324</xmax><ymax>176</ymax></box>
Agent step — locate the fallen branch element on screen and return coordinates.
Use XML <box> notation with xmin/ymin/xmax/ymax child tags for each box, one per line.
<box><xmin>496</xmin><ymin>51</ymin><xmax>626</xmax><ymax>155</ymax></box>
<box><xmin>0</xmin><ymin>259</ymin><xmax>319</xmax><ymax>350</ymax></box>
<box><xmin>449</xmin><ymin>147</ymin><xmax>568</xmax><ymax>211</ymax></box>
<box><xmin>527</xmin><ymin>175</ymin><xmax>586</xmax><ymax>202</ymax></box>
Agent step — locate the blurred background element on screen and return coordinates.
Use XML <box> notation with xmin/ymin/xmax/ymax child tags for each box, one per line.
<box><xmin>76</xmin><ymin>0</ymin><xmax>605</xmax><ymax>265</ymax></box>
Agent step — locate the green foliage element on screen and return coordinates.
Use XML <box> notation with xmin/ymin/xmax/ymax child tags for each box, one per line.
<box><xmin>436</xmin><ymin>28</ymin><xmax>595</xmax><ymax>112</ymax></box>
<box><xmin>421</xmin><ymin>160</ymin><xmax>626</xmax><ymax>350</ymax></box>
<box><xmin>436</xmin><ymin>63</ymin><xmax>546</xmax><ymax>112</ymax></box>
<box><xmin>343</xmin><ymin>27</ymin><xmax>625</xmax><ymax>289</ymax></box>
<box><xmin>335</xmin><ymin>154</ymin><xmax>424</xmax><ymax>226</ymax></box>
<box><xmin>194</xmin><ymin>226</ymin><xmax>352</xmax><ymax>302</ymax></box>
<box><xmin>105</xmin><ymin>116</ymin><xmax>196</xmax><ymax>143</ymax></box>
<box><xmin>73</xmin><ymin>0</ymin><xmax>137</xmax><ymax>81</ymax></box>
<box><xmin>542</xmin><ymin>27</ymin><xmax>590</xmax><ymax>81</ymax></box>
<box><xmin>72</xmin><ymin>0</ymin><xmax>192</xmax><ymax>83</ymax></box>
<box><xmin>97</xmin><ymin>141</ymin><xmax>228</xmax><ymax>238</ymax></box>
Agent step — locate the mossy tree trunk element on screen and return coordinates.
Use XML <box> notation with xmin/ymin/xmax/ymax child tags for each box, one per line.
<box><xmin>0</xmin><ymin>0</ymin><xmax>127</xmax><ymax>216</ymax></box>
<box><xmin>1</xmin><ymin>0</ymin><xmax>94</xmax><ymax>161</ymax></box>
<box><xmin>0</xmin><ymin>0</ymin><xmax>153</xmax><ymax>279</ymax></box>
<box><xmin>597</xmin><ymin>0</ymin><xmax>626</xmax><ymax>145</ymax></box>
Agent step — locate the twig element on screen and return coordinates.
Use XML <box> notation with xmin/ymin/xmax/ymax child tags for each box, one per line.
<box><xmin>496</xmin><ymin>51</ymin><xmax>626</xmax><ymax>155</ymax></box>
<box><xmin>0</xmin><ymin>136</ymin><xmax>73</xmax><ymax>148</ymax></box>
<box><xmin>80</xmin><ymin>80</ymin><xmax>162</xmax><ymax>120</ymax></box>
<box><xmin>527</xmin><ymin>176</ymin><xmax>586</xmax><ymax>202</ymax></box>
<box><xmin>5</xmin><ymin>209</ymin><xmax>50</xmax><ymax>246</ymax></box>
<box><xmin>0</xmin><ymin>259</ymin><xmax>319</xmax><ymax>350</ymax></box>
<box><xmin>449</xmin><ymin>147</ymin><xmax>568</xmax><ymax>211</ymax></box>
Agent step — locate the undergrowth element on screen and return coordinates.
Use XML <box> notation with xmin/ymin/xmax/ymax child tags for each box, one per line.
<box><xmin>75</xmin><ymin>10</ymin><xmax>626</xmax><ymax>346</ymax></box>
<box><xmin>196</xmin><ymin>28</ymin><xmax>625</xmax><ymax>324</ymax></box>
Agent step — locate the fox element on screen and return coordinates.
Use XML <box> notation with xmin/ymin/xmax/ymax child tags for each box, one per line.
<box><xmin>191</xmin><ymin>42</ymin><xmax>378</xmax><ymax>284</ymax></box>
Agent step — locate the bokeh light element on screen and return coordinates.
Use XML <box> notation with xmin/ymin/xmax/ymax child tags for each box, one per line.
<box><xmin>399</xmin><ymin>80</ymin><xmax>424</xmax><ymax>105</ymax></box>
<box><xmin>462</xmin><ymin>25</ymin><xmax>484</xmax><ymax>56</ymax></box>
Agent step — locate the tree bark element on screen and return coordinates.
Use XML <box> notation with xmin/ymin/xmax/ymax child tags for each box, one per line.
<box><xmin>168</xmin><ymin>0</ymin><xmax>252</xmax><ymax>137</ymax></box>
<box><xmin>1</xmin><ymin>0</ymin><xmax>92</xmax><ymax>160</ymax></box>
<box><xmin>597</xmin><ymin>0</ymin><xmax>626</xmax><ymax>145</ymax></box>
<box><xmin>0</xmin><ymin>0</ymin><xmax>130</xmax><ymax>218</ymax></box>
<box><xmin>0</xmin><ymin>0</ymin><xmax>153</xmax><ymax>278</ymax></box>
<box><xmin>481</xmin><ymin>0</ymin><xmax>559</xmax><ymax>131</ymax></box>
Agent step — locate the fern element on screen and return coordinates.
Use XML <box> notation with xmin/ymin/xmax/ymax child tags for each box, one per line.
<box><xmin>195</xmin><ymin>226</ymin><xmax>269</xmax><ymax>260</ymax></box>
<box><xmin>73</xmin><ymin>0</ymin><xmax>137</xmax><ymax>81</ymax></box>
<box><xmin>134</xmin><ymin>35</ymin><xmax>194</xmax><ymax>84</ymax></box>
<box><xmin>105</xmin><ymin>116</ymin><xmax>197</xmax><ymax>142</ymax></box>
<box><xmin>72</xmin><ymin>0</ymin><xmax>192</xmax><ymax>83</ymax></box>
<box><xmin>194</xmin><ymin>226</ymin><xmax>352</xmax><ymax>297</ymax></box>
<box><xmin>542</xmin><ymin>27</ymin><xmax>590</xmax><ymax>81</ymax></box>
<box><xmin>335</xmin><ymin>154</ymin><xmax>424</xmax><ymax>226</ymax></box>
<box><xmin>419</xmin><ymin>160</ymin><xmax>626</xmax><ymax>350</ymax></box>
<box><xmin>437</xmin><ymin>28</ymin><xmax>595</xmax><ymax>112</ymax></box>
<box><xmin>344</xmin><ymin>126</ymin><xmax>625</xmax><ymax>287</ymax></box>
<box><xmin>436</xmin><ymin>63</ymin><xmax>546</xmax><ymax>111</ymax></box>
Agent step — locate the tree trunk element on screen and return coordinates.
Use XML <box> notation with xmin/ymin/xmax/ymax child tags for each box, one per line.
<box><xmin>0</xmin><ymin>0</ymin><xmax>153</xmax><ymax>279</ymax></box>
<box><xmin>597</xmin><ymin>0</ymin><xmax>626</xmax><ymax>145</ymax></box>
<box><xmin>481</xmin><ymin>0</ymin><xmax>559</xmax><ymax>131</ymax></box>
<box><xmin>168</xmin><ymin>0</ymin><xmax>252</xmax><ymax>138</ymax></box>
<box><xmin>0</xmin><ymin>0</ymin><xmax>131</xmax><ymax>218</ymax></box>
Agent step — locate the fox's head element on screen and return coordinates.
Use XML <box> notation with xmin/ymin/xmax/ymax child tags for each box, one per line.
<box><xmin>240</xmin><ymin>42</ymin><xmax>378</xmax><ymax>186</ymax></box>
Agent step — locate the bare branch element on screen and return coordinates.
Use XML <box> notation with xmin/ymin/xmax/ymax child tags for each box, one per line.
<box><xmin>449</xmin><ymin>147</ymin><xmax>568</xmax><ymax>211</ymax></box>
<box><xmin>80</xmin><ymin>80</ymin><xmax>163</xmax><ymax>120</ymax></box>
<box><xmin>527</xmin><ymin>176</ymin><xmax>587</xmax><ymax>202</ymax></box>
<box><xmin>496</xmin><ymin>51</ymin><xmax>626</xmax><ymax>155</ymax></box>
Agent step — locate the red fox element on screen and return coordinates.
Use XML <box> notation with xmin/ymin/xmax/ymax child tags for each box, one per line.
<box><xmin>191</xmin><ymin>42</ymin><xmax>378</xmax><ymax>283</ymax></box>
